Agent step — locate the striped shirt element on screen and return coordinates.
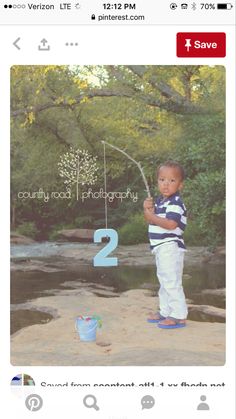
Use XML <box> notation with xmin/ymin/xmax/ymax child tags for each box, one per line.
<box><xmin>148</xmin><ymin>192</ymin><xmax>187</xmax><ymax>250</ymax></box>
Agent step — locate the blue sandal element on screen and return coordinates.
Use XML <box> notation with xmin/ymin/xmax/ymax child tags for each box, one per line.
<box><xmin>158</xmin><ymin>317</ymin><xmax>186</xmax><ymax>329</ymax></box>
<box><xmin>147</xmin><ymin>312</ymin><xmax>166</xmax><ymax>323</ymax></box>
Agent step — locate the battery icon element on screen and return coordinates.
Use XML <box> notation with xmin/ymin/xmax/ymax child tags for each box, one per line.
<box><xmin>217</xmin><ymin>3</ymin><xmax>233</xmax><ymax>9</ymax></box>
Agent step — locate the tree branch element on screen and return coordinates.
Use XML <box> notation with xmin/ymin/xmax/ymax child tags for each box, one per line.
<box><xmin>11</xmin><ymin>84</ymin><xmax>210</xmax><ymax>118</ymax></box>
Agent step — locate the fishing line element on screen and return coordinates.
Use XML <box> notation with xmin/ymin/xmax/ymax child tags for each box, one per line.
<box><xmin>103</xmin><ymin>141</ymin><xmax>108</xmax><ymax>229</ymax></box>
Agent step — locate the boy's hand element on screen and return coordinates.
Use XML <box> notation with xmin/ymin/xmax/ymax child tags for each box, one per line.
<box><xmin>143</xmin><ymin>197</ymin><xmax>154</xmax><ymax>212</ymax></box>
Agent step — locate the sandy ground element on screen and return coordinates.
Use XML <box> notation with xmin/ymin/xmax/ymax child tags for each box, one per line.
<box><xmin>11</xmin><ymin>288</ymin><xmax>225</xmax><ymax>366</ymax></box>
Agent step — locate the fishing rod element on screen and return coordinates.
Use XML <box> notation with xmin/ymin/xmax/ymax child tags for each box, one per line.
<box><xmin>101</xmin><ymin>140</ymin><xmax>151</xmax><ymax>198</ymax></box>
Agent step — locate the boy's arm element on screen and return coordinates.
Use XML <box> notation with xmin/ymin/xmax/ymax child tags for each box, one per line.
<box><xmin>144</xmin><ymin>208</ymin><xmax>178</xmax><ymax>230</ymax></box>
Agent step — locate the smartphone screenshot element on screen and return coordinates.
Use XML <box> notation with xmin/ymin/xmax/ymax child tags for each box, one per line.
<box><xmin>0</xmin><ymin>1</ymin><xmax>235</xmax><ymax>418</ymax></box>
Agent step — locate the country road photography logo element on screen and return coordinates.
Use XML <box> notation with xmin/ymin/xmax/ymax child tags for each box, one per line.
<box><xmin>17</xmin><ymin>146</ymin><xmax>138</xmax><ymax>203</ymax></box>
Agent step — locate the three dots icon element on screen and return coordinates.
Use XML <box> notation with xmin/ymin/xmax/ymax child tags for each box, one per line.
<box><xmin>65</xmin><ymin>42</ymin><xmax>79</xmax><ymax>47</ymax></box>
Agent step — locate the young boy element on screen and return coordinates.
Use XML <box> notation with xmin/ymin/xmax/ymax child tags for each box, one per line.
<box><xmin>143</xmin><ymin>161</ymin><xmax>188</xmax><ymax>329</ymax></box>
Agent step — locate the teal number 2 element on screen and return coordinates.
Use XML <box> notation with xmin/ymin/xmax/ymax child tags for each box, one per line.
<box><xmin>93</xmin><ymin>229</ymin><xmax>118</xmax><ymax>267</ymax></box>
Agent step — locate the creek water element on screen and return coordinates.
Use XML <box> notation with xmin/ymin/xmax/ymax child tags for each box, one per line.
<box><xmin>11</xmin><ymin>243</ymin><xmax>225</xmax><ymax>334</ymax></box>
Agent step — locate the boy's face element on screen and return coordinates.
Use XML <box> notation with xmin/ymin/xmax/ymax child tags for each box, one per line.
<box><xmin>157</xmin><ymin>166</ymin><xmax>183</xmax><ymax>198</ymax></box>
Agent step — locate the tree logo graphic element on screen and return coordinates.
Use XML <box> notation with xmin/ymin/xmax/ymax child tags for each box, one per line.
<box><xmin>58</xmin><ymin>147</ymin><xmax>98</xmax><ymax>200</ymax></box>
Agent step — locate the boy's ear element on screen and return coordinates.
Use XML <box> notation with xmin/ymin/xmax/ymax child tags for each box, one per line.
<box><xmin>179</xmin><ymin>182</ymin><xmax>184</xmax><ymax>191</ymax></box>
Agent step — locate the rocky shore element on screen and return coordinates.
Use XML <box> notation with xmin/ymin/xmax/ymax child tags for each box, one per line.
<box><xmin>11</xmin><ymin>241</ymin><xmax>225</xmax><ymax>366</ymax></box>
<box><xmin>11</xmin><ymin>242</ymin><xmax>225</xmax><ymax>270</ymax></box>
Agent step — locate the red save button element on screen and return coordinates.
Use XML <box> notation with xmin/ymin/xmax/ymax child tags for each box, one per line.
<box><xmin>177</xmin><ymin>33</ymin><xmax>226</xmax><ymax>57</ymax></box>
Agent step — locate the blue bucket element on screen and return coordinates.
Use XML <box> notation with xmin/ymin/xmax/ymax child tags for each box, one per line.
<box><xmin>75</xmin><ymin>317</ymin><xmax>98</xmax><ymax>342</ymax></box>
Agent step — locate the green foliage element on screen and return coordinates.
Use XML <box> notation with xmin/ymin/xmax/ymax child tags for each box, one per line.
<box><xmin>16</xmin><ymin>222</ymin><xmax>39</xmax><ymax>239</ymax></box>
<box><xmin>184</xmin><ymin>220</ymin><xmax>208</xmax><ymax>246</ymax></box>
<box><xmin>184</xmin><ymin>170</ymin><xmax>225</xmax><ymax>247</ymax></box>
<box><xmin>74</xmin><ymin>215</ymin><xmax>94</xmax><ymax>228</ymax></box>
<box><xmin>118</xmin><ymin>213</ymin><xmax>147</xmax><ymax>245</ymax></box>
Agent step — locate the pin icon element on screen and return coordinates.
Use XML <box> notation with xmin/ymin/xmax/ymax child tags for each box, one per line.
<box><xmin>185</xmin><ymin>39</ymin><xmax>192</xmax><ymax>51</ymax></box>
<box><xmin>25</xmin><ymin>394</ymin><xmax>43</xmax><ymax>411</ymax></box>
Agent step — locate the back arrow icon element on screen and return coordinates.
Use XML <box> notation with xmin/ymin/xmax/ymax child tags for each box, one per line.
<box><xmin>13</xmin><ymin>37</ymin><xmax>21</xmax><ymax>50</ymax></box>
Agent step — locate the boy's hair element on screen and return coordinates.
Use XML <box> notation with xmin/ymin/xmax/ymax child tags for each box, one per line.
<box><xmin>157</xmin><ymin>160</ymin><xmax>185</xmax><ymax>181</ymax></box>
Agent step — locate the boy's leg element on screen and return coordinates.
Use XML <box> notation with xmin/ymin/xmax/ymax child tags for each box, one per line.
<box><xmin>155</xmin><ymin>242</ymin><xmax>188</xmax><ymax>320</ymax></box>
<box><xmin>153</xmin><ymin>246</ymin><xmax>170</xmax><ymax>318</ymax></box>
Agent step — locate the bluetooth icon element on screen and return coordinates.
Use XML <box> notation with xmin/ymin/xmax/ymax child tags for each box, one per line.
<box><xmin>25</xmin><ymin>394</ymin><xmax>43</xmax><ymax>411</ymax></box>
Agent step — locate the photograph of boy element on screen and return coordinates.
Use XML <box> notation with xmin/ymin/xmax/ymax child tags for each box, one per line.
<box><xmin>10</xmin><ymin>65</ymin><xmax>225</xmax><ymax>366</ymax></box>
